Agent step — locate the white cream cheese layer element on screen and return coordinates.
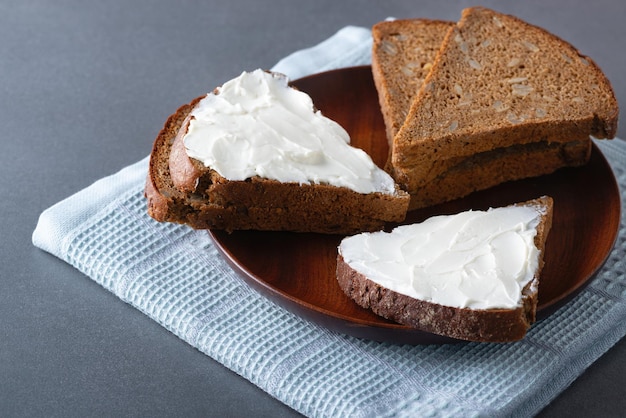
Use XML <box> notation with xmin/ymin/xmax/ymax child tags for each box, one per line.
<box><xmin>339</xmin><ymin>205</ymin><xmax>544</xmax><ymax>309</ymax></box>
<box><xmin>183</xmin><ymin>69</ymin><xmax>397</xmax><ymax>195</ymax></box>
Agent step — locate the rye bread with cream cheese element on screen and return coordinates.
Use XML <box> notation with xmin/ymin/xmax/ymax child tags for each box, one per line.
<box><xmin>145</xmin><ymin>76</ymin><xmax>410</xmax><ymax>234</ymax></box>
<box><xmin>336</xmin><ymin>196</ymin><xmax>553</xmax><ymax>343</ymax></box>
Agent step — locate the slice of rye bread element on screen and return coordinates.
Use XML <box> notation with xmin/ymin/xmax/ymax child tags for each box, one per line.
<box><xmin>145</xmin><ymin>95</ymin><xmax>410</xmax><ymax>235</ymax></box>
<box><xmin>389</xmin><ymin>7</ymin><xmax>618</xmax><ymax>206</ymax></box>
<box><xmin>412</xmin><ymin>136</ymin><xmax>590</xmax><ymax>208</ymax></box>
<box><xmin>371</xmin><ymin>19</ymin><xmax>454</xmax><ymax>144</ymax></box>
<box><xmin>336</xmin><ymin>196</ymin><xmax>554</xmax><ymax>343</ymax></box>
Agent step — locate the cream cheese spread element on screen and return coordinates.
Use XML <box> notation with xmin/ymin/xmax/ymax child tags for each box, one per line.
<box><xmin>183</xmin><ymin>69</ymin><xmax>397</xmax><ymax>195</ymax></box>
<box><xmin>339</xmin><ymin>205</ymin><xmax>544</xmax><ymax>309</ymax></box>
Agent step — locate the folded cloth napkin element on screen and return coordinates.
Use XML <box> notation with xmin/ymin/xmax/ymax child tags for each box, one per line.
<box><xmin>33</xmin><ymin>25</ymin><xmax>626</xmax><ymax>417</ymax></box>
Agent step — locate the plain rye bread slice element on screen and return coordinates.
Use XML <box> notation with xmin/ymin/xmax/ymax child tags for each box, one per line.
<box><xmin>371</xmin><ymin>19</ymin><xmax>454</xmax><ymax>144</ymax></box>
<box><xmin>145</xmin><ymin>71</ymin><xmax>410</xmax><ymax>234</ymax></box>
<box><xmin>411</xmin><ymin>136</ymin><xmax>590</xmax><ymax>208</ymax></box>
<box><xmin>390</xmin><ymin>7</ymin><xmax>618</xmax><ymax>203</ymax></box>
<box><xmin>337</xmin><ymin>196</ymin><xmax>553</xmax><ymax>342</ymax></box>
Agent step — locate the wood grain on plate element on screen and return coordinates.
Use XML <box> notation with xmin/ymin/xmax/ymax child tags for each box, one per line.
<box><xmin>209</xmin><ymin>66</ymin><xmax>621</xmax><ymax>345</ymax></box>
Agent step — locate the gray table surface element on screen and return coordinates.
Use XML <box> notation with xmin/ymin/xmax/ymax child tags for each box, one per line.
<box><xmin>3</xmin><ymin>1</ymin><xmax>625</xmax><ymax>416</ymax></box>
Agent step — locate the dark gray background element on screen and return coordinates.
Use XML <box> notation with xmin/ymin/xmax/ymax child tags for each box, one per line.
<box><xmin>2</xmin><ymin>1</ymin><xmax>624</xmax><ymax>416</ymax></box>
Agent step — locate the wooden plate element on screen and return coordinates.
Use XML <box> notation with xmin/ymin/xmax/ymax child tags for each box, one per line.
<box><xmin>209</xmin><ymin>66</ymin><xmax>621</xmax><ymax>345</ymax></box>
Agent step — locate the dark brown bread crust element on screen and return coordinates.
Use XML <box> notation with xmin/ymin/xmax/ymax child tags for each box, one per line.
<box><xmin>336</xmin><ymin>196</ymin><xmax>553</xmax><ymax>342</ymax></box>
<box><xmin>145</xmin><ymin>94</ymin><xmax>410</xmax><ymax>234</ymax></box>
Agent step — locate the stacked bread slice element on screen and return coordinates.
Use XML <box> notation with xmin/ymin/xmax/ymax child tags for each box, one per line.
<box><xmin>372</xmin><ymin>7</ymin><xmax>618</xmax><ymax>209</ymax></box>
<box><xmin>372</xmin><ymin>19</ymin><xmax>454</xmax><ymax>144</ymax></box>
